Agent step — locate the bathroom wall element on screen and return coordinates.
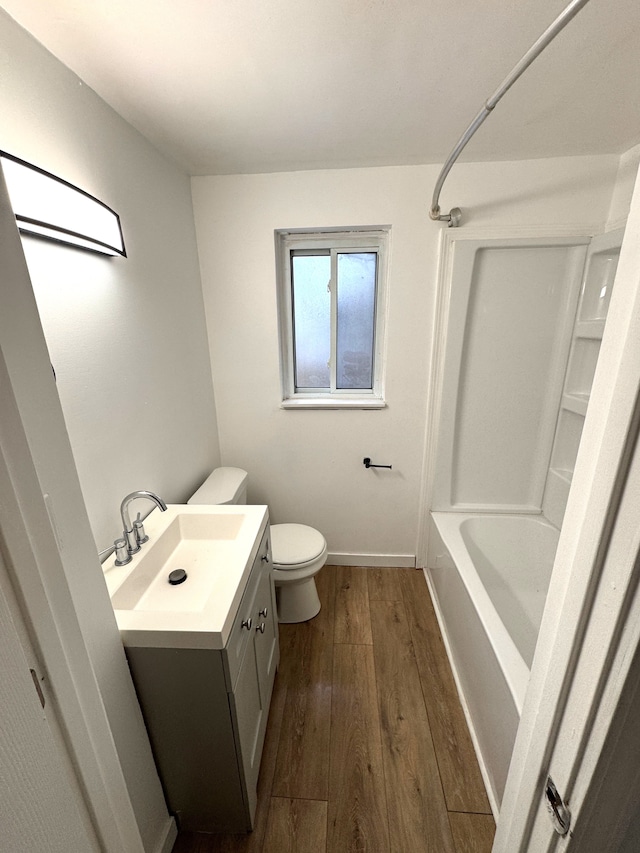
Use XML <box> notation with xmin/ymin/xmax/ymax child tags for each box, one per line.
<box><xmin>0</xmin><ymin>9</ymin><xmax>220</xmax><ymax>852</ymax></box>
<box><xmin>192</xmin><ymin>156</ymin><xmax>618</xmax><ymax>564</ymax></box>
<box><xmin>0</xmin><ymin>8</ymin><xmax>220</xmax><ymax>555</ymax></box>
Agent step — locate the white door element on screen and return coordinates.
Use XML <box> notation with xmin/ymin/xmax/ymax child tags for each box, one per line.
<box><xmin>494</xmin><ymin>166</ymin><xmax>640</xmax><ymax>849</ymax></box>
<box><xmin>0</xmin><ymin>544</ymin><xmax>100</xmax><ymax>853</ymax></box>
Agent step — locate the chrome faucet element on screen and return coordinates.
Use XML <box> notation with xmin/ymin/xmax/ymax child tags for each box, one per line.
<box><xmin>119</xmin><ymin>490</ymin><xmax>167</xmax><ymax>561</ymax></box>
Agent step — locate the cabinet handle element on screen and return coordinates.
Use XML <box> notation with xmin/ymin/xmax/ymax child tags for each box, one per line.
<box><xmin>261</xmin><ymin>553</ymin><xmax>270</xmax><ymax>563</ymax></box>
<box><xmin>242</xmin><ymin>618</ymin><xmax>252</xmax><ymax>631</ymax></box>
<box><xmin>259</xmin><ymin>607</ymin><xmax>268</xmax><ymax>617</ymax></box>
<box><xmin>256</xmin><ymin>622</ymin><xmax>266</xmax><ymax>634</ymax></box>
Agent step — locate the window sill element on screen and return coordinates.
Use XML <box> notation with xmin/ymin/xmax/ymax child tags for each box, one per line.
<box><xmin>281</xmin><ymin>397</ymin><xmax>387</xmax><ymax>410</ymax></box>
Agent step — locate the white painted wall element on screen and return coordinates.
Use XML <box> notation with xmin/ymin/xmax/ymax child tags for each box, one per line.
<box><xmin>0</xmin><ymin>9</ymin><xmax>220</xmax><ymax>852</ymax></box>
<box><xmin>192</xmin><ymin>156</ymin><xmax>618</xmax><ymax>563</ymax></box>
<box><xmin>0</xmin><ymin>9</ymin><xmax>220</xmax><ymax>555</ymax></box>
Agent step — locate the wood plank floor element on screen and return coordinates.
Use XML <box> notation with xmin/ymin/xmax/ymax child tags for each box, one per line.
<box><xmin>172</xmin><ymin>567</ymin><xmax>495</xmax><ymax>853</ymax></box>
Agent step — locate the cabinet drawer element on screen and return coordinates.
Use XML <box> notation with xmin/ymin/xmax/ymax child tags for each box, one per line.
<box><xmin>223</xmin><ymin>527</ymin><xmax>270</xmax><ymax>690</ymax></box>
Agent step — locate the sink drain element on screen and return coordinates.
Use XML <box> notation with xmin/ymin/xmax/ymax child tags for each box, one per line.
<box><xmin>168</xmin><ymin>568</ymin><xmax>187</xmax><ymax>585</ymax></box>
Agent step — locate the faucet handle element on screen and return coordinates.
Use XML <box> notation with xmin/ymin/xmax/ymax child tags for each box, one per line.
<box><xmin>124</xmin><ymin>527</ymin><xmax>140</xmax><ymax>555</ymax></box>
<box><xmin>114</xmin><ymin>538</ymin><xmax>131</xmax><ymax>566</ymax></box>
<box><xmin>134</xmin><ymin>519</ymin><xmax>149</xmax><ymax>546</ymax></box>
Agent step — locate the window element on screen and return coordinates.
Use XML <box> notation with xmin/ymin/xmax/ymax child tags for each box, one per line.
<box><xmin>276</xmin><ymin>228</ymin><xmax>389</xmax><ymax>408</ymax></box>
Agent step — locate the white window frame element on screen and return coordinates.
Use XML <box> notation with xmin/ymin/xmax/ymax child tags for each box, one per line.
<box><xmin>275</xmin><ymin>226</ymin><xmax>389</xmax><ymax>409</ymax></box>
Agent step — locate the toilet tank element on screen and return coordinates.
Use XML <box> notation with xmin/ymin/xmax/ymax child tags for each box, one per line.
<box><xmin>187</xmin><ymin>467</ymin><xmax>248</xmax><ymax>505</ymax></box>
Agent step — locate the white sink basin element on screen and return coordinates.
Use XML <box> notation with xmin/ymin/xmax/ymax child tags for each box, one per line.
<box><xmin>110</xmin><ymin>513</ymin><xmax>245</xmax><ymax>612</ymax></box>
<box><xmin>104</xmin><ymin>504</ymin><xmax>269</xmax><ymax>650</ymax></box>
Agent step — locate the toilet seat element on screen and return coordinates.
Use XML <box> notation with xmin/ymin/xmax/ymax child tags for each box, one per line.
<box><xmin>269</xmin><ymin>524</ymin><xmax>327</xmax><ymax>623</ymax></box>
<box><xmin>270</xmin><ymin>523</ymin><xmax>326</xmax><ymax>569</ymax></box>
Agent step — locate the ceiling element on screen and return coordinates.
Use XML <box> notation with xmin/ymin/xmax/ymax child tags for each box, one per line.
<box><xmin>2</xmin><ymin>0</ymin><xmax>640</xmax><ymax>176</ymax></box>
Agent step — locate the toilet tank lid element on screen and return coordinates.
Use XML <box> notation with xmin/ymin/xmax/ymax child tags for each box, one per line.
<box><xmin>188</xmin><ymin>467</ymin><xmax>248</xmax><ymax>505</ymax></box>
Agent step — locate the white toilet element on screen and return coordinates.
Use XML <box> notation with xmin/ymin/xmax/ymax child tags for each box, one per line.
<box><xmin>188</xmin><ymin>467</ymin><xmax>327</xmax><ymax>623</ymax></box>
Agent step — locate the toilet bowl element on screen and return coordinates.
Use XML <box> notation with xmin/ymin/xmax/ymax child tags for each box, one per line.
<box><xmin>269</xmin><ymin>523</ymin><xmax>327</xmax><ymax>623</ymax></box>
<box><xmin>188</xmin><ymin>468</ymin><xmax>327</xmax><ymax>623</ymax></box>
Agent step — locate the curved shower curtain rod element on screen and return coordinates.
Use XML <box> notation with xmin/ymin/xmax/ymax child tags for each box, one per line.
<box><xmin>430</xmin><ymin>0</ymin><xmax>592</xmax><ymax>227</ymax></box>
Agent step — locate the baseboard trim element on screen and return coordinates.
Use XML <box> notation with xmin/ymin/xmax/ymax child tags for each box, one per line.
<box><xmin>327</xmin><ymin>552</ymin><xmax>416</xmax><ymax>568</ymax></box>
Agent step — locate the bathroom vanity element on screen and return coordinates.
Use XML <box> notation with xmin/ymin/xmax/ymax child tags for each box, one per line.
<box><xmin>104</xmin><ymin>505</ymin><xmax>279</xmax><ymax>832</ymax></box>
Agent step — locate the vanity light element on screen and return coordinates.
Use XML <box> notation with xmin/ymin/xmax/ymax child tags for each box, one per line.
<box><xmin>0</xmin><ymin>151</ymin><xmax>126</xmax><ymax>257</ymax></box>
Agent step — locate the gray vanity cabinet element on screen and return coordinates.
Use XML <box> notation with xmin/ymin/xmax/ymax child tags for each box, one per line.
<box><xmin>125</xmin><ymin>525</ymin><xmax>279</xmax><ymax>833</ymax></box>
<box><xmin>227</xmin><ymin>539</ymin><xmax>279</xmax><ymax>819</ymax></box>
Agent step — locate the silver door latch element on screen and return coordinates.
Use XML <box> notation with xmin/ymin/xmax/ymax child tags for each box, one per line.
<box><xmin>544</xmin><ymin>776</ymin><xmax>571</xmax><ymax>836</ymax></box>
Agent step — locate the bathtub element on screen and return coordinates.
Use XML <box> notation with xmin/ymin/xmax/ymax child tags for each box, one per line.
<box><xmin>426</xmin><ymin>511</ymin><xmax>559</xmax><ymax>815</ymax></box>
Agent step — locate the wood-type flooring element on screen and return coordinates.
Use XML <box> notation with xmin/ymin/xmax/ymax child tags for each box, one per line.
<box><xmin>172</xmin><ymin>566</ymin><xmax>495</xmax><ymax>853</ymax></box>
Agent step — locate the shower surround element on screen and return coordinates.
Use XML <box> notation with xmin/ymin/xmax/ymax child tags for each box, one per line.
<box><xmin>425</xmin><ymin>230</ymin><xmax>622</xmax><ymax>814</ymax></box>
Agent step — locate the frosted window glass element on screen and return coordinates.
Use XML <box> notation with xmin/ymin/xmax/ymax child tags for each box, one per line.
<box><xmin>336</xmin><ymin>253</ymin><xmax>376</xmax><ymax>389</ymax></box>
<box><xmin>292</xmin><ymin>254</ymin><xmax>331</xmax><ymax>388</ymax></box>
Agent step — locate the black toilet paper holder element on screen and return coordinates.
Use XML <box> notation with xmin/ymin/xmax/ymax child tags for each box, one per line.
<box><xmin>363</xmin><ymin>457</ymin><xmax>392</xmax><ymax>470</ymax></box>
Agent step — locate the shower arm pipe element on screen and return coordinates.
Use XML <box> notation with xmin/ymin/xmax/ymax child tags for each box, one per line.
<box><xmin>429</xmin><ymin>0</ymin><xmax>592</xmax><ymax>227</ymax></box>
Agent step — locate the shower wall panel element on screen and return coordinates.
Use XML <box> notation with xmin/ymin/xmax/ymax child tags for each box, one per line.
<box><xmin>433</xmin><ymin>237</ymin><xmax>588</xmax><ymax>513</ymax></box>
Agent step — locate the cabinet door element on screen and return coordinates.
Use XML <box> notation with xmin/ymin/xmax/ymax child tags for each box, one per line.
<box><xmin>230</xmin><ymin>636</ymin><xmax>262</xmax><ymax>820</ymax></box>
<box><xmin>254</xmin><ymin>565</ymin><xmax>278</xmax><ymax>704</ymax></box>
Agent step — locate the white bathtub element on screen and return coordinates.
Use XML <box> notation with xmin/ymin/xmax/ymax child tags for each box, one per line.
<box><xmin>426</xmin><ymin>511</ymin><xmax>559</xmax><ymax>815</ymax></box>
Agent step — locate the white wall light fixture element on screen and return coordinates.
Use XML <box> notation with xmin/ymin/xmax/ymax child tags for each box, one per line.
<box><xmin>0</xmin><ymin>151</ymin><xmax>126</xmax><ymax>257</ymax></box>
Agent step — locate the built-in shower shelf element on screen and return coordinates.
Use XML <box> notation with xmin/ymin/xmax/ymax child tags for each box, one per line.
<box><xmin>542</xmin><ymin>229</ymin><xmax>623</xmax><ymax>531</ymax></box>
<box><xmin>561</xmin><ymin>393</ymin><xmax>589</xmax><ymax>417</ymax></box>
<box><xmin>574</xmin><ymin>319</ymin><xmax>606</xmax><ymax>339</ymax></box>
